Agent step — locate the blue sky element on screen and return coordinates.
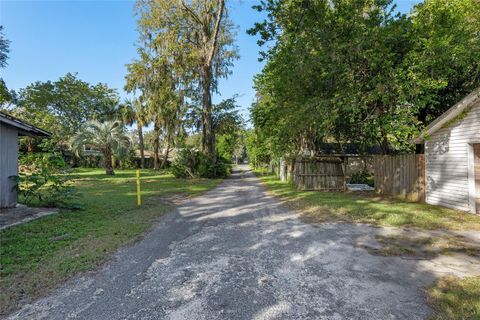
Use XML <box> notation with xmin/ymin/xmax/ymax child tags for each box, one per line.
<box><xmin>1</xmin><ymin>0</ymin><xmax>421</xmax><ymax>125</ymax></box>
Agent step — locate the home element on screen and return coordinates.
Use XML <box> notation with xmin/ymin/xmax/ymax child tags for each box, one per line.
<box><xmin>416</xmin><ymin>88</ymin><xmax>480</xmax><ymax>213</ymax></box>
<box><xmin>0</xmin><ymin>111</ymin><xmax>51</xmax><ymax>208</ymax></box>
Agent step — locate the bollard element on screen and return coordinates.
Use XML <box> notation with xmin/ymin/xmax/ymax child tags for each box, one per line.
<box><xmin>136</xmin><ymin>169</ymin><xmax>141</xmax><ymax>206</ymax></box>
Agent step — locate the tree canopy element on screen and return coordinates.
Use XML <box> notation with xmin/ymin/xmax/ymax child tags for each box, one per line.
<box><xmin>133</xmin><ymin>0</ymin><xmax>238</xmax><ymax>158</ymax></box>
<box><xmin>13</xmin><ymin>73</ymin><xmax>120</xmax><ymax>143</ymax></box>
<box><xmin>248</xmin><ymin>0</ymin><xmax>480</xmax><ymax>160</ymax></box>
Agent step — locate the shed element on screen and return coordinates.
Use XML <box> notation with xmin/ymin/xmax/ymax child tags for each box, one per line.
<box><xmin>415</xmin><ymin>88</ymin><xmax>480</xmax><ymax>213</ymax></box>
<box><xmin>0</xmin><ymin>111</ymin><xmax>51</xmax><ymax>208</ymax></box>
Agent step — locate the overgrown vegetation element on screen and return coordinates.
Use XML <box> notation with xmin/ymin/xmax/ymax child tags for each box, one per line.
<box><xmin>0</xmin><ymin>168</ymin><xmax>221</xmax><ymax>316</ymax></box>
<box><xmin>348</xmin><ymin>170</ymin><xmax>374</xmax><ymax>187</ymax></box>
<box><xmin>170</xmin><ymin>147</ymin><xmax>231</xmax><ymax>179</ymax></box>
<box><xmin>16</xmin><ymin>151</ymin><xmax>77</xmax><ymax>208</ymax></box>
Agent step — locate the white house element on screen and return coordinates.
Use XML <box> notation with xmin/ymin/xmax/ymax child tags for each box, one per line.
<box><xmin>416</xmin><ymin>88</ymin><xmax>480</xmax><ymax>214</ymax></box>
<box><xmin>0</xmin><ymin>112</ymin><xmax>51</xmax><ymax>208</ymax></box>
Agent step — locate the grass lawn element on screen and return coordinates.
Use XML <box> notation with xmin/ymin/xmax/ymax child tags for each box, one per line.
<box><xmin>0</xmin><ymin>168</ymin><xmax>222</xmax><ymax>316</ymax></box>
<box><xmin>255</xmin><ymin>171</ymin><xmax>480</xmax><ymax>319</ymax></box>
<box><xmin>427</xmin><ymin>276</ymin><xmax>480</xmax><ymax>320</ymax></box>
<box><xmin>254</xmin><ymin>171</ymin><xmax>480</xmax><ymax>231</ymax></box>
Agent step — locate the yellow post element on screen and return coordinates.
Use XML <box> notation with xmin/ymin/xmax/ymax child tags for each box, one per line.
<box><xmin>136</xmin><ymin>169</ymin><xmax>141</xmax><ymax>206</ymax></box>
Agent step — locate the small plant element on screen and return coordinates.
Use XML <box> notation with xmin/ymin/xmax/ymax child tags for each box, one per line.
<box><xmin>349</xmin><ymin>170</ymin><xmax>374</xmax><ymax>187</ymax></box>
<box><xmin>16</xmin><ymin>152</ymin><xmax>78</xmax><ymax>208</ymax></box>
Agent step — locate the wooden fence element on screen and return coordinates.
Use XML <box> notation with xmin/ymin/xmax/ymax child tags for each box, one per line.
<box><xmin>374</xmin><ymin>154</ymin><xmax>425</xmax><ymax>202</ymax></box>
<box><xmin>293</xmin><ymin>159</ymin><xmax>345</xmax><ymax>191</ymax></box>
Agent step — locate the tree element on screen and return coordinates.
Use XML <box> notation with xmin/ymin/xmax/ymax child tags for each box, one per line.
<box><xmin>250</xmin><ymin>0</ymin><xmax>418</xmax><ymax>155</ymax></box>
<box><xmin>248</xmin><ymin>0</ymin><xmax>479</xmax><ymax>161</ymax></box>
<box><xmin>134</xmin><ymin>0</ymin><xmax>238</xmax><ymax>158</ymax></box>
<box><xmin>0</xmin><ymin>26</ymin><xmax>15</xmax><ymax>110</ymax></box>
<box><xmin>0</xmin><ymin>25</ymin><xmax>9</xmax><ymax>68</ymax></box>
<box><xmin>212</xmin><ymin>96</ymin><xmax>244</xmax><ymax>161</ymax></box>
<box><xmin>71</xmin><ymin>120</ymin><xmax>130</xmax><ymax>175</ymax></box>
<box><xmin>126</xmin><ymin>45</ymin><xmax>186</xmax><ymax>170</ymax></box>
<box><xmin>404</xmin><ymin>0</ymin><xmax>480</xmax><ymax>124</ymax></box>
<box><xmin>186</xmin><ymin>95</ymin><xmax>244</xmax><ymax>161</ymax></box>
<box><xmin>118</xmin><ymin>99</ymin><xmax>146</xmax><ymax>168</ymax></box>
<box><xmin>13</xmin><ymin>73</ymin><xmax>120</xmax><ymax>145</ymax></box>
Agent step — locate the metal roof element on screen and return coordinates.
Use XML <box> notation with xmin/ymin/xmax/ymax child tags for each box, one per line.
<box><xmin>0</xmin><ymin>111</ymin><xmax>52</xmax><ymax>137</ymax></box>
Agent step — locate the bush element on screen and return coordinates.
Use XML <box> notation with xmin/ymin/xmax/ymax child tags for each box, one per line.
<box><xmin>14</xmin><ymin>152</ymin><xmax>78</xmax><ymax>208</ymax></box>
<box><xmin>198</xmin><ymin>155</ymin><xmax>230</xmax><ymax>178</ymax></box>
<box><xmin>170</xmin><ymin>147</ymin><xmax>200</xmax><ymax>178</ymax></box>
<box><xmin>349</xmin><ymin>170</ymin><xmax>374</xmax><ymax>187</ymax></box>
<box><xmin>170</xmin><ymin>146</ymin><xmax>231</xmax><ymax>179</ymax></box>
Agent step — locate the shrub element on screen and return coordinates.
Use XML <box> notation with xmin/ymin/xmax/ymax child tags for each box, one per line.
<box><xmin>198</xmin><ymin>155</ymin><xmax>230</xmax><ymax>178</ymax></box>
<box><xmin>349</xmin><ymin>170</ymin><xmax>374</xmax><ymax>187</ymax></box>
<box><xmin>14</xmin><ymin>152</ymin><xmax>78</xmax><ymax>208</ymax></box>
<box><xmin>170</xmin><ymin>146</ymin><xmax>231</xmax><ymax>179</ymax></box>
<box><xmin>170</xmin><ymin>147</ymin><xmax>201</xmax><ymax>178</ymax></box>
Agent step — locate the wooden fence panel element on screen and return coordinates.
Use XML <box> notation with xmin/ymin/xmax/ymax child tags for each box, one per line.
<box><xmin>293</xmin><ymin>160</ymin><xmax>345</xmax><ymax>191</ymax></box>
<box><xmin>374</xmin><ymin>154</ymin><xmax>425</xmax><ymax>202</ymax></box>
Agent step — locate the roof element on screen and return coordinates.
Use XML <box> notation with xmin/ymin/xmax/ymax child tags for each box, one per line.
<box><xmin>0</xmin><ymin>111</ymin><xmax>52</xmax><ymax>137</ymax></box>
<box><xmin>134</xmin><ymin>149</ymin><xmax>176</xmax><ymax>160</ymax></box>
<box><xmin>415</xmin><ymin>87</ymin><xmax>480</xmax><ymax>143</ymax></box>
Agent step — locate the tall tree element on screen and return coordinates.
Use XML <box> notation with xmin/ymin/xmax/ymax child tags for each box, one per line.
<box><xmin>0</xmin><ymin>25</ymin><xmax>9</xmax><ymax>68</ymax></box>
<box><xmin>404</xmin><ymin>0</ymin><xmax>480</xmax><ymax>124</ymax></box>
<box><xmin>0</xmin><ymin>25</ymin><xmax>15</xmax><ymax>109</ymax></box>
<box><xmin>134</xmin><ymin>0</ymin><xmax>238</xmax><ymax>158</ymax></box>
<box><xmin>248</xmin><ymin>0</ymin><xmax>479</xmax><ymax>159</ymax></box>
<box><xmin>14</xmin><ymin>73</ymin><xmax>120</xmax><ymax>144</ymax></box>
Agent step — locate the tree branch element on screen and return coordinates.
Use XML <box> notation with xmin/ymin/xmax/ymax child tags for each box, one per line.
<box><xmin>206</xmin><ymin>0</ymin><xmax>224</xmax><ymax>66</ymax></box>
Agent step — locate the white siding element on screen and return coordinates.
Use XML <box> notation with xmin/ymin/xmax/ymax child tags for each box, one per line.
<box><xmin>0</xmin><ymin>123</ymin><xmax>19</xmax><ymax>208</ymax></box>
<box><xmin>425</xmin><ymin>103</ymin><xmax>480</xmax><ymax>212</ymax></box>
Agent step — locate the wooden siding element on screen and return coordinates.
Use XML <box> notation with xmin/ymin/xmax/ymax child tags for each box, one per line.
<box><xmin>374</xmin><ymin>154</ymin><xmax>425</xmax><ymax>201</ymax></box>
<box><xmin>0</xmin><ymin>123</ymin><xmax>19</xmax><ymax>208</ymax></box>
<box><xmin>425</xmin><ymin>103</ymin><xmax>480</xmax><ymax>212</ymax></box>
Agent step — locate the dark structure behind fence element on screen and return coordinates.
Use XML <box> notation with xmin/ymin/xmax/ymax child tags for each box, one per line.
<box><xmin>374</xmin><ymin>154</ymin><xmax>425</xmax><ymax>202</ymax></box>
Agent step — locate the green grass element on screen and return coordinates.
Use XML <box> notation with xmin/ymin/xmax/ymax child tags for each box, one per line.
<box><xmin>427</xmin><ymin>276</ymin><xmax>480</xmax><ymax>320</ymax></box>
<box><xmin>254</xmin><ymin>171</ymin><xmax>480</xmax><ymax>231</ymax></box>
<box><xmin>0</xmin><ymin>168</ymin><xmax>222</xmax><ymax>316</ymax></box>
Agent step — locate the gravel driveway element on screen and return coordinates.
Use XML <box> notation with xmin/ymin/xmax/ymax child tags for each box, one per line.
<box><xmin>7</xmin><ymin>165</ymin><xmax>435</xmax><ymax>320</ymax></box>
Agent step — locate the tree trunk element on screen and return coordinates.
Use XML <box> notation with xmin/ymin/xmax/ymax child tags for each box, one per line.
<box><xmin>161</xmin><ymin>140</ymin><xmax>170</xmax><ymax>169</ymax></box>
<box><xmin>201</xmin><ymin>64</ymin><xmax>215</xmax><ymax>158</ymax></box>
<box><xmin>153</xmin><ymin>121</ymin><xmax>160</xmax><ymax>170</ymax></box>
<box><xmin>104</xmin><ymin>145</ymin><xmax>115</xmax><ymax>175</ymax></box>
<box><xmin>137</xmin><ymin>121</ymin><xmax>145</xmax><ymax>169</ymax></box>
<box><xmin>380</xmin><ymin>127</ymin><xmax>390</xmax><ymax>155</ymax></box>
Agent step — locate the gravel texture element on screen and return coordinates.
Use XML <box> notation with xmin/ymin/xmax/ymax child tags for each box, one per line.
<box><xmin>6</xmin><ymin>165</ymin><xmax>440</xmax><ymax>320</ymax></box>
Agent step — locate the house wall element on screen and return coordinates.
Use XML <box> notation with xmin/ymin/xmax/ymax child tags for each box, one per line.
<box><xmin>0</xmin><ymin>122</ymin><xmax>19</xmax><ymax>208</ymax></box>
<box><xmin>425</xmin><ymin>102</ymin><xmax>480</xmax><ymax>212</ymax></box>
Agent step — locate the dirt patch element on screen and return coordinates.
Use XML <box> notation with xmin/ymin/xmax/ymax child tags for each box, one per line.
<box><xmin>0</xmin><ymin>206</ymin><xmax>57</xmax><ymax>230</ymax></box>
<box><xmin>363</xmin><ymin>234</ymin><xmax>480</xmax><ymax>259</ymax></box>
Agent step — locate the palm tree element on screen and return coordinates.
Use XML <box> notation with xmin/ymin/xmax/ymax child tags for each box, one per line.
<box><xmin>71</xmin><ymin>120</ymin><xmax>130</xmax><ymax>175</ymax></box>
